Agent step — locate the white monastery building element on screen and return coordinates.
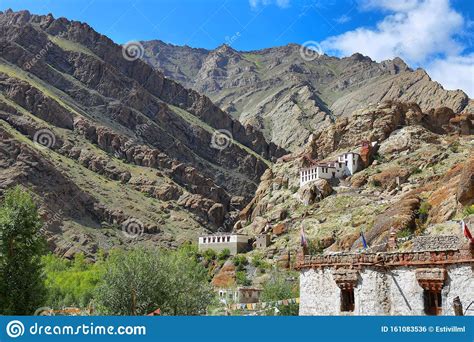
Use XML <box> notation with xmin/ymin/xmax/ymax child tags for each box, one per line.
<box><xmin>300</xmin><ymin>152</ymin><xmax>363</xmax><ymax>187</ymax></box>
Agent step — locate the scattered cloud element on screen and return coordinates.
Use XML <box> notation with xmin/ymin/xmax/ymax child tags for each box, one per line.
<box><xmin>427</xmin><ymin>54</ymin><xmax>474</xmax><ymax>97</ymax></box>
<box><xmin>334</xmin><ymin>14</ymin><xmax>351</xmax><ymax>24</ymax></box>
<box><xmin>249</xmin><ymin>0</ymin><xmax>290</xmax><ymax>10</ymax></box>
<box><xmin>322</xmin><ymin>0</ymin><xmax>473</xmax><ymax>96</ymax></box>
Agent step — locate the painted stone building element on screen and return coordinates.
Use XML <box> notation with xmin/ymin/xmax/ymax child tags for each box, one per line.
<box><xmin>217</xmin><ymin>287</ymin><xmax>263</xmax><ymax>305</ymax></box>
<box><xmin>198</xmin><ymin>233</ymin><xmax>250</xmax><ymax>255</ymax></box>
<box><xmin>297</xmin><ymin>241</ymin><xmax>474</xmax><ymax>316</ymax></box>
<box><xmin>299</xmin><ymin>152</ymin><xmax>363</xmax><ymax>187</ymax></box>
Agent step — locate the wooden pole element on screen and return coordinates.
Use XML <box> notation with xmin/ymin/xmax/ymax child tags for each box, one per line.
<box><xmin>453</xmin><ymin>296</ymin><xmax>463</xmax><ymax>316</ymax></box>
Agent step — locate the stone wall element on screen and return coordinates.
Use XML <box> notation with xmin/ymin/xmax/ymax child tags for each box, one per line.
<box><xmin>299</xmin><ymin>264</ymin><xmax>474</xmax><ymax>316</ymax></box>
<box><xmin>413</xmin><ymin>235</ymin><xmax>460</xmax><ymax>252</ymax></box>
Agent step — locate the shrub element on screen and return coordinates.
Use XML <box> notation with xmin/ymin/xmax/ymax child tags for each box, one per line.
<box><xmin>233</xmin><ymin>254</ymin><xmax>248</xmax><ymax>271</ymax></box>
<box><xmin>235</xmin><ymin>271</ymin><xmax>251</xmax><ymax>286</ymax></box>
<box><xmin>464</xmin><ymin>205</ymin><xmax>474</xmax><ymax>216</ymax></box>
<box><xmin>307</xmin><ymin>239</ymin><xmax>324</xmax><ymax>255</ymax></box>
<box><xmin>202</xmin><ymin>249</ymin><xmax>217</xmax><ymax>262</ymax></box>
<box><xmin>217</xmin><ymin>248</ymin><xmax>231</xmax><ymax>261</ymax></box>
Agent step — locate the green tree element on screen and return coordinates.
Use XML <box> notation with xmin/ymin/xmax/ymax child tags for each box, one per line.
<box><xmin>0</xmin><ymin>186</ymin><xmax>46</xmax><ymax>314</ymax></box>
<box><xmin>43</xmin><ymin>253</ymin><xmax>105</xmax><ymax>308</ymax></box>
<box><xmin>159</xmin><ymin>248</ymin><xmax>216</xmax><ymax>315</ymax></box>
<box><xmin>261</xmin><ymin>271</ymin><xmax>299</xmax><ymax>316</ymax></box>
<box><xmin>95</xmin><ymin>247</ymin><xmax>216</xmax><ymax>315</ymax></box>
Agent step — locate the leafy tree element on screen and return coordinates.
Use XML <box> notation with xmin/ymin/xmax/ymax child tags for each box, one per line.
<box><xmin>43</xmin><ymin>253</ymin><xmax>105</xmax><ymax>308</ymax></box>
<box><xmin>95</xmin><ymin>247</ymin><xmax>216</xmax><ymax>315</ymax></box>
<box><xmin>0</xmin><ymin>186</ymin><xmax>46</xmax><ymax>314</ymax></box>
<box><xmin>159</xmin><ymin>248</ymin><xmax>216</xmax><ymax>315</ymax></box>
<box><xmin>261</xmin><ymin>271</ymin><xmax>299</xmax><ymax>316</ymax></box>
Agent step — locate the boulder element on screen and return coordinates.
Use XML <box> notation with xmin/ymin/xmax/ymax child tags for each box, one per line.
<box><xmin>272</xmin><ymin>223</ymin><xmax>287</xmax><ymax>236</ymax></box>
<box><xmin>297</xmin><ymin>179</ymin><xmax>333</xmax><ymax>205</ymax></box>
<box><xmin>370</xmin><ymin>167</ymin><xmax>410</xmax><ymax>191</ymax></box>
<box><xmin>457</xmin><ymin>158</ymin><xmax>474</xmax><ymax>205</ymax></box>
<box><xmin>208</xmin><ymin>203</ymin><xmax>226</xmax><ymax>227</ymax></box>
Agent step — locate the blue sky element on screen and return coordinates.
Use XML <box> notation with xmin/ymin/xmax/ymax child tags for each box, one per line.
<box><xmin>1</xmin><ymin>0</ymin><xmax>473</xmax><ymax>96</ymax></box>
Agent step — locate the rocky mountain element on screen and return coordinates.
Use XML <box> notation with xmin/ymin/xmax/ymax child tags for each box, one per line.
<box><xmin>142</xmin><ymin>40</ymin><xmax>473</xmax><ymax>151</ymax></box>
<box><xmin>234</xmin><ymin>101</ymin><xmax>473</xmax><ymax>269</ymax></box>
<box><xmin>0</xmin><ymin>10</ymin><xmax>285</xmax><ymax>258</ymax></box>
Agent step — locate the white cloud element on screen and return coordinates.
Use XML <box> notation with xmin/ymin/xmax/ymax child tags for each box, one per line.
<box><xmin>427</xmin><ymin>54</ymin><xmax>474</xmax><ymax>97</ymax></box>
<box><xmin>321</xmin><ymin>0</ymin><xmax>473</xmax><ymax>97</ymax></box>
<box><xmin>249</xmin><ymin>0</ymin><xmax>290</xmax><ymax>10</ymax></box>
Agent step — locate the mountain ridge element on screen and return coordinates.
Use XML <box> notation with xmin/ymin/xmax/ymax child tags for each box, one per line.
<box><xmin>142</xmin><ymin>39</ymin><xmax>472</xmax><ymax>151</ymax></box>
<box><xmin>0</xmin><ymin>9</ymin><xmax>285</xmax><ymax>258</ymax></box>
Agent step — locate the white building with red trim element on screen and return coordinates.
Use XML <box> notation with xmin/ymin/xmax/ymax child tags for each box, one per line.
<box><xmin>299</xmin><ymin>152</ymin><xmax>363</xmax><ymax>187</ymax></box>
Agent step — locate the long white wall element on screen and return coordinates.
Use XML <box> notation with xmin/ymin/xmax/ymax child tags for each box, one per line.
<box><xmin>299</xmin><ymin>265</ymin><xmax>474</xmax><ymax>316</ymax></box>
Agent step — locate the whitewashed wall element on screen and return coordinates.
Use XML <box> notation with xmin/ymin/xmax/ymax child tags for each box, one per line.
<box><xmin>299</xmin><ymin>265</ymin><xmax>474</xmax><ymax>316</ymax></box>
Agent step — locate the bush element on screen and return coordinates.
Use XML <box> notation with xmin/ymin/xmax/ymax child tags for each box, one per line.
<box><xmin>261</xmin><ymin>271</ymin><xmax>299</xmax><ymax>316</ymax></box>
<box><xmin>217</xmin><ymin>248</ymin><xmax>231</xmax><ymax>261</ymax></box>
<box><xmin>397</xmin><ymin>228</ymin><xmax>411</xmax><ymax>239</ymax></box>
<box><xmin>464</xmin><ymin>205</ymin><xmax>474</xmax><ymax>216</ymax></box>
<box><xmin>307</xmin><ymin>239</ymin><xmax>324</xmax><ymax>255</ymax></box>
<box><xmin>43</xmin><ymin>253</ymin><xmax>104</xmax><ymax>309</ymax></box>
<box><xmin>371</xmin><ymin>179</ymin><xmax>382</xmax><ymax>187</ymax></box>
<box><xmin>233</xmin><ymin>254</ymin><xmax>248</xmax><ymax>271</ymax></box>
<box><xmin>95</xmin><ymin>247</ymin><xmax>216</xmax><ymax>315</ymax></box>
<box><xmin>202</xmin><ymin>249</ymin><xmax>217</xmax><ymax>262</ymax></box>
<box><xmin>418</xmin><ymin>201</ymin><xmax>432</xmax><ymax>222</ymax></box>
<box><xmin>235</xmin><ymin>271</ymin><xmax>251</xmax><ymax>286</ymax></box>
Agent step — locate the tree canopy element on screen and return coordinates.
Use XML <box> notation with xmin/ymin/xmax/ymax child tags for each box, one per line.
<box><xmin>0</xmin><ymin>186</ymin><xmax>46</xmax><ymax>315</ymax></box>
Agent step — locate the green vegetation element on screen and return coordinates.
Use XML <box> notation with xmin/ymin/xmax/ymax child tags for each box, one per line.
<box><xmin>261</xmin><ymin>271</ymin><xmax>299</xmax><ymax>316</ymax></box>
<box><xmin>464</xmin><ymin>205</ymin><xmax>474</xmax><ymax>216</ymax></box>
<box><xmin>397</xmin><ymin>228</ymin><xmax>412</xmax><ymax>239</ymax></box>
<box><xmin>235</xmin><ymin>270</ymin><xmax>251</xmax><ymax>286</ymax></box>
<box><xmin>95</xmin><ymin>247</ymin><xmax>215</xmax><ymax>315</ymax></box>
<box><xmin>43</xmin><ymin>253</ymin><xmax>104</xmax><ymax>309</ymax></box>
<box><xmin>232</xmin><ymin>254</ymin><xmax>248</xmax><ymax>271</ymax></box>
<box><xmin>418</xmin><ymin>201</ymin><xmax>432</xmax><ymax>222</ymax></box>
<box><xmin>307</xmin><ymin>239</ymin><xmax>324</xmax><ymax>255</ymax></box>
<box><xmin>250</xmin><ymin>253</ymin><xmax>269</xmax><ymax>270</ymax></box>
<box><xmin>0</xmin><ymin>186</ymin><xmax>47</xmax><ymax>315</ymax></box>
<box><xmin>202</xmin><ymin>249</ymin><xmax>217</xmax><ymax>262</ymax></box>
<box><xmin>217</xmin><ymin>248</ymin><xmax>231</xmax><ymax>261</ymax></box>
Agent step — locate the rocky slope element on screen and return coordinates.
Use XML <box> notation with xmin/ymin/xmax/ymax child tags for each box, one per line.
<box><xmin>232</xmin><ymin>101</ymin><xmax>473</xmax><ymax>271</ymax></box>
<box><xmin>143</xmin><ymin>40</ymin><xmax>473</xmax><ymax>151</ymax></box>
<box><xmin>0</xmin><ymin>10</ymin><xmax>285</xmax><ymax>258</ymax></box>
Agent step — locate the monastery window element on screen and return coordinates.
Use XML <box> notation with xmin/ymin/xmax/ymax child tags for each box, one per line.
<box><xmin>340</xmin><ymin>289</ymin><xmax>355</xmax><ymax>312</ymax></box>
<box><xmin>204</xmin><ymin>238</ymin><xmax>207</xmax><ymax>243</ymax></box>
<box><xmin>227</xmin><ymin>236</ymin><xmax>231</xmax><ymax>242</ymax></box>
<box><xmin>212</xmin><ymin>237</ymin><xmax>216</xmax><ymax>243</ymax></box>
<box><xmin>423</xmin><ymin>290</ymin><xmax>442</xmax><ymax>316</ymax></box>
